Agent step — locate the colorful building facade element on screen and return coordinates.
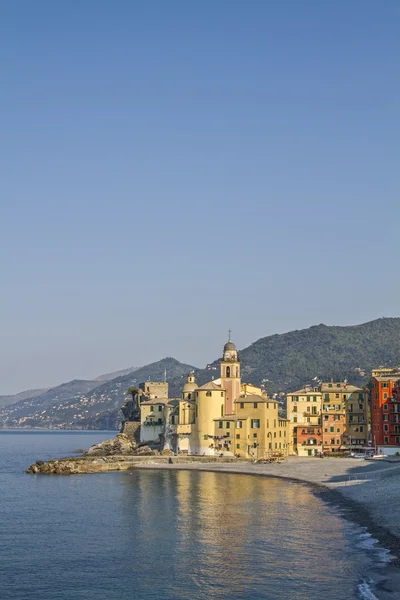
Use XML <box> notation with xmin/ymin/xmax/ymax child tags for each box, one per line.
<box><xmin>371</xmin><ymin>368</ymin><xmax>400</xmax><ymax>453</ymax></box>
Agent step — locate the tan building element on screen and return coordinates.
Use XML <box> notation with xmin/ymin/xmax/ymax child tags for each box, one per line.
<box><xmin>286</xmin><ymin>387</ymin><xmax>322</xmax><ymax>456</ymax></box>
<box><xmin>287</xmin><ymin>382</ymin><xmax>368</xmax><ymax>455</ymax></box>
<box><xmin>214</xmin><ymin>395</ymin><xmax>288</xmax><ymax>459</ymax></box>
<box><xmin>321</xmin><ymin>382</ymin><xmax>368</xmax><ymax>452</ymax></box>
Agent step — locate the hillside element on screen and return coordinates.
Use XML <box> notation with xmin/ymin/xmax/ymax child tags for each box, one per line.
<box><xmin>165</xmin><ymin>318</ymin><xmax>400</xmax><ymax>396</ymax></box>
<box><xmin>0</xmin><ymin>358</ymin><xmax>196</xmax><ymax>430</ymax></box>
<box><xmin>93</xmin><ymin>366</ymin><xmax>140</xmax><ymax>382</ymax></box>
<box><xmin>0</xmin><ymin>388</ymin><xmax>48</xmax><ymax>409</ymax></box>
<box><xmin>1</xmin><ymin>318</ymin><xmax>400</xmax><ymax>430</ymax></box>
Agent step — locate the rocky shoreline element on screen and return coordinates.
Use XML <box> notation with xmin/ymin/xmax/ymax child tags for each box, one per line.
<box><xmin>26</xmin><ymin>433</ymin><xmax>250</xmax><ymax>475</ymax></box>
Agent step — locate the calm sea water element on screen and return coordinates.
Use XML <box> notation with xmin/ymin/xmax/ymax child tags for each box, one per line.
<box><xmin>0</xmin><ymin>431</ymin><xmax>393</xmax><ymax>600</ymax></box>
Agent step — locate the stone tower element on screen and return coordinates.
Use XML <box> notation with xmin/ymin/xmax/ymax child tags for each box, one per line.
<box><xmin>220</xmin><ymin>335</ymin><xmax>241</xmax><ymax>415</ymax></box>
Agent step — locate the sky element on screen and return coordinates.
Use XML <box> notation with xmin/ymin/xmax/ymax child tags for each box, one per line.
<box><xmin>1</xmin><ymin>1</ymin><xmax>399</xmax><ymax>394</ymax></box>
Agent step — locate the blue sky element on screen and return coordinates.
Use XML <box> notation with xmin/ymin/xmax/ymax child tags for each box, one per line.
<box><xmin>1</xmin><ymin>1</ymin><xmax>399</xmax><ymax>393</ymax></box>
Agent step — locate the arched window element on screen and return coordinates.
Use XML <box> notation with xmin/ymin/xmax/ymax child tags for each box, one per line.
<box><xmin>188</xmin><ymin>393</ymin><xmax>191</xmax><ymax>400</ymax></box>
<box><xmin>226</xmin><ymin>366</ymin><xmax>230</xmax><ymax>378</ymax></box>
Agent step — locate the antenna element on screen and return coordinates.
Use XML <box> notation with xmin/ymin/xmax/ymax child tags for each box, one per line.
<box><xmin>228</xmin><ymin>328</ymin><xmax>232</xmax><ymax>341</ymax></box>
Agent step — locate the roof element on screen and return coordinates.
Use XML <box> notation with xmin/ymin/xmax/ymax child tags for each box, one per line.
<box><xmin>198</xmin><ymin>381</ymin><xmax>222</xmax><ymax>391</ymax></box>
<box><xmin>287</xmin><ymin>388</ymin><xmax>321</xmax><ymax>396</ymax></box>
<box><xmin>235</xmin><ymin>394</ymin><xmax>268</xmax><ymax>403</ymax></box>
<box><xmin>373</xmin><ymin>375</ymin><xmax>400</xmax><ymax>382</ymax></box>
<box><xmin>214</xmin><ymin>415</ymin><xmax>237</xmax><ymax>422</ymax></box>
<box><xmin>141</xmin><ymin>397</ymin><xmax>180</xmax><ymax>406</ymax></box>
<box><xmin>224</xmin><ymin>340</ymin><xmax>237</xmax><ymax>352</ymax></box>
<box><xmin>320</xmin><ymin>383</ymin><xmax>364</xmax><ymax>392</ymax></box>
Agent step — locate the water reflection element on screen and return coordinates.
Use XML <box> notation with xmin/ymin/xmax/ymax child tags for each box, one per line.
<box><xmin>121</xmin><ymin>471</ymin><xmax>363</xmax><ymax>600</ymax></box>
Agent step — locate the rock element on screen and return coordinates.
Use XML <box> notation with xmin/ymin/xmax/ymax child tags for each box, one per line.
<box><xmin>36</xmin><ymin>460</ymin><xmax>45</xmax><ymax>466</ymax></box>
<box><xmin>133</xmin><ymin>445</ymin><xmax>158</xmax><ymax>456</ymax></box>
<box><xmin>86</xmin><ymin>433</ymin><xmax>137</xmax><ymax>456</ymax></box>
<box><xmin>162</xmin><ymin>449</ymin><xmax>174</xmax><ymax>456</ymax></box>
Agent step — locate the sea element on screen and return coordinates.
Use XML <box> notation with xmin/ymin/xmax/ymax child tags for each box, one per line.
<box><xmin>0</xmin><ymin>430</ymin><xmax>396</xmax><ymax>600</ymax></box>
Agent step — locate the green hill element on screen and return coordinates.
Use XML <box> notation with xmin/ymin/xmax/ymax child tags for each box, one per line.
<box><xmin>167</xmin><ymin>317</ymin><xmax>400</xmax><ymax>395</ymax></box>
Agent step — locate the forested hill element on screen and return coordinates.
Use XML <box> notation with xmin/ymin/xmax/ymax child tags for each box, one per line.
<box><xmin>166</xmin><ymin>317</ymin><xmax>400</xmax><ymax>396</ymax></box>
<box><xmin>239</xmin><ymin>317</ymin><xmax>400</xmax><ymax>393</ymax></box>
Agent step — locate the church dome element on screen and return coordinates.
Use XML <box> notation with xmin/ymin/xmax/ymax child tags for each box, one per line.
<box><xmin>182</xmin><ymin>373</ymin><xmax>198</xmax><ymax>394</ymax></box>
<box><xmin>224</xmin><ymin>340</ymin><xmax>237</xmax><ymax>352</ymax></box>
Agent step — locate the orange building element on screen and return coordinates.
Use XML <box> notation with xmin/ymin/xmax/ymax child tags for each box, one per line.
<box><xmin>371</xmin><ymin>368</ymin><xmax>400</xmax><ymax>451</ymax></box>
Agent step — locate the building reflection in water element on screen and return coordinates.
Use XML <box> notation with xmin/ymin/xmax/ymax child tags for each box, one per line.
<box><xmin>120</xmin><ymin>470</ymin><xmax>361</xmax><ymax>600</ymax></box>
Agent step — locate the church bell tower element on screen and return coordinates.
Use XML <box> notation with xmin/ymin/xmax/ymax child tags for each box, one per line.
<box><xmin>220</xmin><ymin>332</ymin><xmax>241</xmax><ymax>415</ymax></box>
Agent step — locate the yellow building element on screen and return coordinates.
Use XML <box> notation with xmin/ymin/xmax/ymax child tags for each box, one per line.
<box><xmin>286</xmin><ymin>381</ymin><xmax>369</xmax><ymax>455</ymax></box>
<box><xmin>138</xmin><ymin>336</ymin><xmax>288</xmax><ymax>458</ymax></box>
<box><xmin>286</xmin><ymin>387</ymin><xmax>322</xmax><ymax>456</ymax></box>
<box><xmin>213</xmin><ymin>395</ymin><xmax>288</xmax><ymax>459</ymax></box>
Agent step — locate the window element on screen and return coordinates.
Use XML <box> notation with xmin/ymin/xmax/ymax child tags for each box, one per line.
<box><xmin>325</xmin><ymin>394</ymin><xmax>330</xmax><ymax>400</ymax></box>
<box><xmin>236</xmin><ymin>434</ymin><xmax>240</xmax><ymax>439</ymax></box>
<box><xmin>384</xmin><ymin>393</ymin><xmax>388</xmax><ymax>399</ymax></box>
<box><xmin>384</xmin><ymin>436</ymin><xmax>389</xmax><ymax>444</ymax></box>
<box><xmin>221</xmin><ymin>392</ymin><xmax>224</xmax><ymax>397</ymax></box>
<box><xmin>383</xmin><ymin>404</ymin><xmax>388</xmax><ymax>410</ymax></box>
<box><xmin>236</xmin><ymin>444</ymin><xmax>240</xmax><ymax>449</ymax></box>
<box><xmin>219</xmin><ymin>422</ymin><xmax>223</xmax><ymax>429</ymax></box>
<box><xmin>226</xmin><ymin>432</ymin><xmax>230</xmax><ymax>437</ymax></box>
<box><xmin>330</xmin><ymin>438</ymin><xmax>335</xmax><ymax>445</ymax></box>
<box><xmin>349</xmin><ymin>404</ymin><xmax>353</xmax><ymax>413</ymax></box>
<box><xmin>307</xmin><ymin>396</ymin><xmax>310</xmax><ymax>402</ymax></box>
<box><xmin>330</xmin><ymin>427</ymin><xmax>334</xmax><ymax>433</ymax></box>
<box><xmin>237</xmin><ymin>421</ymin><xmax>242</xmax><ymax>429</ymax></box>
<box><xmin>253</xmin><ymin>433</ymin><xmax>257</xmax><ymax>438</ymax></box>
<box><xmin>251</xmin><ymin>419</ymin><xmax>260</xmax><ymax>428</ymax></box>
<box><xmin>254</xmin><ymin>403</ymin><xmax>258</xmax><ymax>409</ymax></box>
<box><xmin>274</xmin><ymin>432</ymin><xmax>276</xmax><ymax>438</ymax></box>
<box><xmin>253</xmin><ymin>442</ymin><xmax>257</xmax><ymax>448</ymax></box>
<box><xmin>328</xmin><ymin>384</ymin><xmax>333</xmax><ymax>388</ymax></box>
<box><xmin>335</xmin><ymin>394</ymin><xmax>340</xmax><ymax>399</ymax></box>
<box><xmin>384</xmin><ymin>425</ymin><xmax>388</xmax><ymax>432</ymax></box>
<box><xmin>293</xmin><ymin>406</ymin><xmax>297</xmax><ymax>413</ymax></box>
<box><xmin>360</xmin><ymin>426</ymin><xmax>364</xmax><ymax>433</ymax></box>
<box><xmin>206</xmin><ymin>391</ymin><xmax>211</xmax><ymax>397</ymax></box>
<box><xmin>240</xmin><ymin>402</ymin><xmax>244</xmax><ymax>409</ymax></box>
<box><xmin>337</xmin><ymin>428</ymin><xmax>340</xmax><ymax>433</ymax></box>
<box><xmin>293</xmin><ymin>417</ymin><xmax>297</xmax><ymax>423</ymax></box>
<box><xmin>158</xmin><ymin>406</ymin><xmax>162</xmax><ymax>412</ymax></box>
<box><xmin>226</xmin><ymin>366</ymin><xmax>230</xmax><ymax>378</ymax></box>
<box><xmin>336</xmin><ymin>439</ymin><xmax>340</xmax><ymax>445</ymax></box>
<box><xmin>226</xmin><ymin>422</ymin><xmax>230</xmax><ymax>429</ymax></box>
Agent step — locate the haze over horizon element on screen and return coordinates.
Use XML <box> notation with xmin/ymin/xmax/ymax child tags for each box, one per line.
<box><xmin>1</xmin><ymin>2</ymin><xmax>399</xmax><ymax>394</ymax></box>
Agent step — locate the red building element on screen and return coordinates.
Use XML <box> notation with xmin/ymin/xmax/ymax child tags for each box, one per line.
<box><xmin>295</xmin><ymin>424</ymin><xmax>322</xmax><ymax>456</ymax></box>
<box><xmin>371</xmin><ymin>368</ymin><xmax>400</xmax><ymax>450</ymax></box>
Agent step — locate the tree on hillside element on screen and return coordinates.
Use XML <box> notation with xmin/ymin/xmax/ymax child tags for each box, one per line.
<box><xmin>125</xmin><ymin>386</ymin><xmax>138</xmax><ymax>401</ymax></box>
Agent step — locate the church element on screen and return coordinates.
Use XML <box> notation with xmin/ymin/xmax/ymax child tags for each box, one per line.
<box><xmin>135</xmin><ymin>337</ymin><xmax>289</xmax><ymax>458</ymax></box>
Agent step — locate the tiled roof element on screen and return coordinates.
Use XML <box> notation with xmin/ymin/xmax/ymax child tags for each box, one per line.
<box><xmin>198</xmin><ymin>381</ymin><xmax>222</xmax><ymax>391</ymax></box>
